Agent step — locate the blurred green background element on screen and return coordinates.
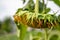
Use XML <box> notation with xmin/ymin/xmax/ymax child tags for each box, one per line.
<box><xmin>0</xmin><ymin>16</ymin><xmax>18</xmax><ymax>40</ymax></box>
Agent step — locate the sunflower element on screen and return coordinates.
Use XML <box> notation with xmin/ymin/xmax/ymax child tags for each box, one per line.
<box><xmin>13</xmin><ymin>10</ymin><xmax>58</xmax><ymax>29</ymax></box>
<box><xmin>13</xmin><ymin>0</ymin><xmax>59</xmax><ymax>29</ymax></box>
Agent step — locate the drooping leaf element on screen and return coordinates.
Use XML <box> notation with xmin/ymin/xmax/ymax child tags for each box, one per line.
<box><xmin>45</xmin><ymin>8</ymin><xmax>51</xmax><ymax>13</ymax></box>
<box><xmin>23</xmin><ymin>0</ymin><xmax>49</xmax><ymax>13</ymax></box>
<box><xmin>58</xmin><ymin>15</ymin><xmax>60</xmax><ymax>22</ymax></box>
<box><xmin>16</xmin><ymin>8</ymin><xmax>23</xmax><ymax>14</ymax></box>
<box><xmin>23</xmin><ymin>0</ymin><xmax>34</xmax><ymax>12</ymax></box>
<box><xmin>50</xmin><ymin>0</ymin><xmax>60</xmax><ymax>6</ymax></box>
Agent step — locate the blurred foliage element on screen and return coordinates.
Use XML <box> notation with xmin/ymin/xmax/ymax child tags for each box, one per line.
<box><xmin>0</xmin><ymin>17</ymin><xmax>15</xmax><ymax>35</ymax></box>
<box><xmin>0</xmin><ymin>21</ymin><xmax>2</xmax><ymax>29</ymax></box>
<box><xmin>50</xmin><ymin>0</ymin><xmax>60</xmax><ymax>6</ymax></box>
<box><xmin>0</xmin><ymin>34</ymin><xmax>18</xmax><ymax>40</ymax></box>
<box><xmin>50</xmin><ymin>35</ymin><xmax>58</xmax><ymax>40</ymax></box>
<box><xmin>2</xmin><ymin>17</ymin><xmax>13</xmax><ymax>33</ymax></box>
<box><xmin>0</xmin><ymin>30</ymin><xmax>60</xmax><ymax>40</ymax></box>
<box><xmin>48</xmin><ymin>30</ymin><xmax>60</xmax><ymax>40</ymax></box>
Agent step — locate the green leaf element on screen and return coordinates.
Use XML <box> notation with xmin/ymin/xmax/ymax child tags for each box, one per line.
<box><xmin>50</xmin><ymin>35</ymin><xmax>58</xmax><ymax>40</ymax></box>
<box><xmin>23</xmin><ymin>0</ymin><xmax>47</xmax><ymax>13</ymax></box>
<box><xmin>45</xmin><ymin>8</ymin><xmax>51</xmax><ymax>13</ymax></box>
<box><xmin>23</xmin><ymin>0</ymin><xmax>34</xmax><ymax>12</ymax></box>
<box><xmin>39</xmin><ymin>1</ymin><xmax>46</xmax><ymax>13</ymax></box>
<box><xmin>58</xmin><ymin>15</ymin><xmax>60</xmax><ymax>22</ymax></box>
<box><xmin>16</xmin><ymin>8</ymin><xmax>23</xmax><ymax>14</ymax></box>
<box><xmin>49</xmin><ymin>31</ymin><xmax>60</xmax><ymax>40</ymax></box>
<box><xmin>52</xmin><ymin>0</ymin><xmax>60</xmax><ymax>6</ymax></box>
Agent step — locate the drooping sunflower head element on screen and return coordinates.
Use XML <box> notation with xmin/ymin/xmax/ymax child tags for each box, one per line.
<box><xmin>13</xmin><ymin>10</ymin><xmax>59</xmax><ymax>29</ymax></box>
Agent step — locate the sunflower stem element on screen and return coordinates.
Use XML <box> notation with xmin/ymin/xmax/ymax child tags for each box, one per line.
<box><xmin>19</xmin><ymin>23</ymin><xmax>27</xmax><ymax>40</ymax></box>
<box><xmin>35</xmin><ymin>0</ymin><xmax>39</xmax><ymax>14</ymax></box>
<box><xmin>44</xmin><ymin>28</ymin><xmax>48</xmax><ymax>40</ymax></box>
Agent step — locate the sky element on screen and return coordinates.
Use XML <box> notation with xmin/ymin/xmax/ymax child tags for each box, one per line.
<box><xmin>0</xmin><ymin>0</ymin><xmax>60</xmax><ymax>21</ymax></box>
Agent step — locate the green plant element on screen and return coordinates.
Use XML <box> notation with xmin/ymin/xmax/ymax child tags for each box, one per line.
<box><xmin>13</xmin><ymin>0</ymin><xmax>60</xmax><ymax>40</ymax></box>
<box><xmin>1</xmin><ymin>17</ymin><xmax>14</xmax><ymax>33</ymax></box>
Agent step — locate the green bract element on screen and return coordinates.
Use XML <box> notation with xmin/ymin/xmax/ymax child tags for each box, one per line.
<box><xmin>14</xmin><ymin>10</ymin><xmax>58</xmax><ymax>28</ymax></box>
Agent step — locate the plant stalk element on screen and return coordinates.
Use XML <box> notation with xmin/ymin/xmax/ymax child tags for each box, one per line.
<box><xmin>44</xmin><ymin>28</ymin><xmax>48</xmax><ymax>40</ymax></box>
<box><xmin>19</xmin><ymin>23</ymin><xmax>27</xmax><ymax>40</ymax></box>
<box><xmin>35</xmin><ymin>0</ymin><xmax>39</xmax><ymax>14</ymax></box>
